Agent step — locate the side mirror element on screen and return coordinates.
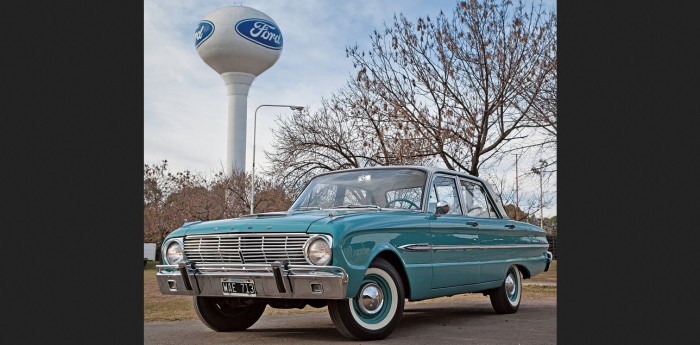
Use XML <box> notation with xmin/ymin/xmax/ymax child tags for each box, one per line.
<box><xmin>435</xmin><ymin>200</ymin><xmax>450</xmax><ymax>216</ymax></box>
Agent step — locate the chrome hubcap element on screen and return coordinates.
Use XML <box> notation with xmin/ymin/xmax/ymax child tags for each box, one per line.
<box><xmin>505</xmin><ymin>274</ymin><xmax>516</xmax><ymax>296</ymax></box>
<box><xmin>358</xmin><ymin>283</ymin><xmax>384</xmax><ymax>314</ymax></box>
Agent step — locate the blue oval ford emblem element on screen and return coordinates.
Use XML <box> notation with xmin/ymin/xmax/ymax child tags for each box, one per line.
<box><xmin>194</xmin><ymin>20</ymin><xmax>215</xmax><ymax>48</ymax></box>
<box><xmin>235</xmin><ymin>18</ymin><xmax>283</xmax><ymax>50</ymax></box>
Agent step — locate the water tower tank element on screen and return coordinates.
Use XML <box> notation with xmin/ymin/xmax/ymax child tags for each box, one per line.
<box><xmin>194</xmin><ymin>5</ymin><xmax>283</xmax><ymax>174</ymax></box>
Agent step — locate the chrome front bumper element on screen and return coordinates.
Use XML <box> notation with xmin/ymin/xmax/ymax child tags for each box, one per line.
<box><xmin>156</xmin><ymin>261</ymin><xmax>348</xmax><ymax>299</ymax></box>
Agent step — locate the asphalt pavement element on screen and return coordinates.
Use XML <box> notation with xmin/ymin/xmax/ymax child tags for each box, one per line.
<box><xmin>145</xmin><ymin>296</ymin><xmax>556</xmax><ymax>344</ymax></box>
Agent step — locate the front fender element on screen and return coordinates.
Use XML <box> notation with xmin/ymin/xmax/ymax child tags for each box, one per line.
<box><xmin>338</xmin><ymin>239</ymin><xmax>406</xmax><ymax>298</ymax></box>
<box><xmin>310</xmin><ymin>212</ymin><xmax>431</xmax><ymax>299</ymax></box>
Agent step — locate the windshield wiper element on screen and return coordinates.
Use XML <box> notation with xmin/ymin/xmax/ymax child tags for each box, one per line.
<box><xmin>295</xmin><ymin>206</ymin><xmax>322</xmax><ymax>211</ymax></box>
<box><xmin>332</xmin><ymin>204</ymin><xmax>381</xmax><ymax>209</ymax></box>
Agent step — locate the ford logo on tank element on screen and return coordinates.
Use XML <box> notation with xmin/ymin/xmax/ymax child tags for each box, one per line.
<box><xmin>235</xmin><ymin>18</ymin><xmax>283</xmax><ymax>50</ymax></box>
<box><xmin>194</xmin><ymin>20</ymin><xmax>215</xmax><ymax>48</ymax></box>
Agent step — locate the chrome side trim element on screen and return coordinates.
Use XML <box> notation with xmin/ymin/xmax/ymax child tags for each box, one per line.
<box><xmin>480</xmin><ymin>244</ymin><xmax>551</xmax><ymax>249</ymax></box>
<box><xmin>432</xmin><ymin>245</ymin><xmax>479</xmax><ymax>251</ymax></box>
<box><xmin>398</xmin><ymin>243</ymin><xmax>431</xmax><ymax>252</ymax></box>
<box><xmin>398</xmin><ymin>243</ymin><xmax>550</xmax><ymax>252</ymax></box>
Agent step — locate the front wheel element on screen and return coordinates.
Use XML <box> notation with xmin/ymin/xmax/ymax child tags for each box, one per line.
<box><xmin>489</xmin><ymin>265</ymin><xmax>522</xmax><ymax>314</ymax></box>
<box><xmin>193</xmin><ymin>297</ymin><xmax>266</xmax><ymax>332</ymax></box>
<box><xmin>328</xmin><ymin>257</ymin><xmax>405</xmax><ymax>340</ymax></box>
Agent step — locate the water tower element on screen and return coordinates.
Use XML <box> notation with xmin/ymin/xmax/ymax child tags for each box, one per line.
<box><xmin>195</xmin><ymin>6</ymin><xmax>283</xmax><ymax>174</ymax></box>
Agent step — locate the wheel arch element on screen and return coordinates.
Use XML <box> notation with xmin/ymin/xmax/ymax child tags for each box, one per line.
<box><xmin>339</xmin><ymin>239</ymin><xmax>412</xmax><ymax>298</ymax></box>
<box><xmin>515</xmin><ymin>263</ymin><xmax>532</xmax><ymax>279</ymax></box>
<box><xmin>372</xmin><ymin>250</ymin><xmax>410</xmax><ymax>301</ymax></box>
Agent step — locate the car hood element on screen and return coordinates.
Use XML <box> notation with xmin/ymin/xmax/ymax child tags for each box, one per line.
<box><xmin>166</xmin><ymin>208</ymin><xmax>410</xmax><ymax>239</ymax></box>
<box><xmin>178</xmin><ymin>211</ymin><xmax>332</xmax><ymax>236</ymax></box>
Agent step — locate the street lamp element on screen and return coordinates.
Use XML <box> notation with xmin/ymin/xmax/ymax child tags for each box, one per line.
<box><xmin>514</xmin><ymin>153</ymin><xmax>520</xmax><ymax>221</ymax></box>
<box><xmin>531</xmin><ymin>159</ymin><xmax>547</xmax><ymax>229</ymax></box>
<box><xmin>251</xmin><ymin>104</ymin><xmax>305</xmax><ymax>214</ymax></box>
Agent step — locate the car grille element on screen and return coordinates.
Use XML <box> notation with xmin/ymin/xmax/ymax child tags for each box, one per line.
<box><xmin>183</xmin><ymin>233</ymin><xmax>310</xmax><ymax>265</ymax></box>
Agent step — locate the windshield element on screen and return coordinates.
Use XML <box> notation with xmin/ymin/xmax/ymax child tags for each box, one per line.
<box><xmin>289</xmin><ymin>168</ymin><xmax>427</xmax><ymax>211</ymax></box>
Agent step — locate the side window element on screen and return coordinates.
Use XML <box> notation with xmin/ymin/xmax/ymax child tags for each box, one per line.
<box><xmin>433</xmin><ymin>176</ymin><xmax>462</xmax><ymax>215</ymax></box>
<box><xmin>460</xmin><ymin>179</ymin><xmax>496</xmax><ymax>218</ymax></box>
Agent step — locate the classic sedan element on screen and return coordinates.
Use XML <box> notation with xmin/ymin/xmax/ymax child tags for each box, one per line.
<box><xmin>156</xmin><ymin>166</ymin><xmax>552</xmax><ymax>340</ymax></box>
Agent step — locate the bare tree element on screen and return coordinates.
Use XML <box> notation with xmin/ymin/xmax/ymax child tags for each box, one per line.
<box><xmin>165</xmin><ymin>170</ymin><xmax>222</xmax><ymax>223</ymax></box>
<box><xmin>264</xmin><ymin>104</ymin><xmax>360</xmax><ymax>193</ymax></box>
<box><xmin>251</xmin><ymin>176</ymin><xmax>296</xmax><ymax>213</ymax></box>
<box><xmin>144</xmin><ymin>162</ymin><xmax>296</xmax><ymax>244</ymax></box>
<box><xmin>265</xmin><ymin>79</ymin><xmax>432</xmax><ymax>193</ymax></box>
<box><xmin>350</xmin><ymin>0</ymin><xmax>556</xmax><ymax>175</ymax></box>
<box><xmin>144</xmin><ymin>160</ymin><xmax>183</xmax><ymax>243</ymax></box>
<box><xmin>483</xmin><ymin>167</ymin><xmax>555</xmax><ymax>223</ymax></box>
<box><xmin>217</xmin><ymin>170</ymin><xmax>295</xmax><ymax>217</ymax></box>
<box><xmin>267</xmin><ymin>0</ymin><xmax>556</xmax><ymax>188</ymax></box>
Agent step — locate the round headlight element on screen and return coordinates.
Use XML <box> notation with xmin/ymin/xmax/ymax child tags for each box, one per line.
<box><xmin>165</xmin><ymin>240</ymin><xmax>185</xmax><ymax>265</ymax></box>
<box><xmin>304</xmin><ymin>236</ymin><xmax>332</xmax><ymax>266</ymax></box>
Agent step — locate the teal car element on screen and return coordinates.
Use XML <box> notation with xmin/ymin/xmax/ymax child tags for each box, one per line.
<box><xmin>156</xmin><ymin>166</ymin><xmax>552</xmax><ymax>340</ymax></box>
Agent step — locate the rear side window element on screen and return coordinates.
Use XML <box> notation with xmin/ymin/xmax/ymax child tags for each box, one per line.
<box><xmin>460</xmin><ymin>179</ymin><xmax>497</xmax><ymax>218</ymax></box>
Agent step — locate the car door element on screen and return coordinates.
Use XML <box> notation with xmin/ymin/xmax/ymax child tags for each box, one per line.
<box><xmin>428</xmin><ymin>174</ymin><xmax>480</xmax><ymax>289</ymax></box>
<box><xmin>459</xmin><ymin>178</ymin><xmax>517</xmax><ymax>283</ymax></box>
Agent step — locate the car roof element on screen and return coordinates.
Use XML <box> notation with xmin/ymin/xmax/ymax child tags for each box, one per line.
<box><xmin>314</xmin><ymin>165</ymin><xmax>482</xmax><ymax>182</ymax></box>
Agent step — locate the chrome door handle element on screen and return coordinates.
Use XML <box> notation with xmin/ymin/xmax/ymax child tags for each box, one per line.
<box><xmin>466</xmin><ymin>221</ymin><xmax>478</xmax><ymax>227</ymax></box>
<box><xmin>505</xmin><ymin>224</ymin><xmax>515</xmax><ymax>229</ymax></box>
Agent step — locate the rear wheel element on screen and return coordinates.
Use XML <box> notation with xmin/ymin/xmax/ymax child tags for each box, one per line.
<box><xmin>489</xmin><ymin>265</ymin><xmax>522</xmax><ymax>314</ymax></box>
<box><xmin>328</xmin><ymin>257</ymin><xmax>405</xmax><ymax>340</ymax></box>
<box><xmin>193</xmin><ymin>297</ymin><xmax>266</xmax><ymax>331</ymax></box>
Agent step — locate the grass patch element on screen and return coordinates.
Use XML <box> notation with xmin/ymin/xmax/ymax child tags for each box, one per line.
<box><xmin>144</xmin><ymin>269</ymin><xmax>197</xmax><ymax>322</ymax></box>
<box><xmin>523</xmin><ymin>284</ymin><xmax>557</xmax><ymax>297</ymax></box>
<box><xmin>528</xmin><ymin>259</ymin><xmax>557</xmax><ymax>283</ymax></box>
<box><xmin>144</xmin><ymin>260</ymin><xmax>159</xmax><ymax>270</ymax></box>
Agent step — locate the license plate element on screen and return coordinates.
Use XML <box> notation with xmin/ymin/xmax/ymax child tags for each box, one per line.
<box><xmin>221</xmin><ymin>278</ymin><xmax>256</xmax><ymax>296</ymax></box>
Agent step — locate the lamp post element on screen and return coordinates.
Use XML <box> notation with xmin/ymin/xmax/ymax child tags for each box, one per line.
<box><xmin>514</xmin><ymin>153</ymin><xmax>519</xmax><ymax>221</ymax></box>
<box><xmin>251</xmin><ymin>104</ymin><xmax>304</xmax><ymax>214</ymax></box>
<box><xmin>531</xmin><ymin>159</ymin><xmax>548</xmax><ymax>229</ymax></box>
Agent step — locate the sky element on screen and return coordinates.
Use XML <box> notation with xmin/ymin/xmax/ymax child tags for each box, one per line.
<box><xmin>144</xmin><ymin>0</ymin><xmax>556</xmax><ymax>216</ymax></box>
